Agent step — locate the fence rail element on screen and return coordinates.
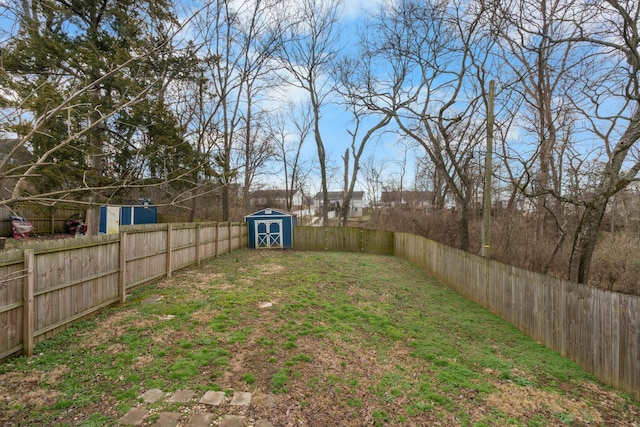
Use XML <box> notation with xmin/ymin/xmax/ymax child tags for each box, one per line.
<box><xmin>0</xmin><ymin>222</ymin><xmax>247</xmax><ymax>360</ymax></box>
<box><xmin>294</xmin><ymin>226</ymin><xmax>639</xmax><ymax>400</ymax></box>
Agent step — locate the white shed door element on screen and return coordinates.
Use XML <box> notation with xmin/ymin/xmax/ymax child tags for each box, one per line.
<box><xmin>255</xmin><ymin>220</ymin><xmax>283</xmax><ymax>249</ymax></box>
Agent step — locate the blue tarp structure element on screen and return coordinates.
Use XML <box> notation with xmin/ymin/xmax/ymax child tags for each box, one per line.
<box><xmin>99</xmin><ymin>200</ymin><xmax>157</xmax><ymax>234</ymax></box>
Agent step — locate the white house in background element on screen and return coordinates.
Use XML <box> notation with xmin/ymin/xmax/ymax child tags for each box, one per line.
<box><xmin>314</xmin><ymin>191</ymin><xmax>365</xmax><ymax>217</ymax></box>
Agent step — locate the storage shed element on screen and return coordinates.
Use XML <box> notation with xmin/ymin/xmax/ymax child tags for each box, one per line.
<box><xmin>245</xmin><ymin>208</ymin><xmax>296</xmax><ymax>249</ymax></box>
<box><xmin>99</xmin><ymin>200</ymin><xmax>158</xmax><ymax>235</ymax></box>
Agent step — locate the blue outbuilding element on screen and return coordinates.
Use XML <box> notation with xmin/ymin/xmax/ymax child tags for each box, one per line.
<box><xmin>244</xmin><ymin>208</ymin><xmax>296</xmax><ymax>249</ymax></box>
<box><xmin>99</xmin><ymin>200</ymin><xmax>158</xmax><ymax>234</ymax></box>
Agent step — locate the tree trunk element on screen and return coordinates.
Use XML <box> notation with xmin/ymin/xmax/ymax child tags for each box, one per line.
<box><xmin>341</xmin><ymin>149</ymin><xmax>349</xmax><ymax>226</ymax></box>
<box><xmin>319</xmin><ymin>145</ymin><xmax>329</xmax><ymax>225</ymax></box>
<box><xmin>459</xmin><ymin>203</ymin><xmax>470</xmax><ymax>251</ymax></box>
<box><xmin>569</xmin><ymin>202</ymin><xmax>607</xmax><ymax>284</ymax></box>
<box><xmin>568</xmin><ymin>111</ymin><xmax>640</xmax><ymax>283</ymax></box>
<box><xmin>312</xmin><ymin>99</ymin><xmax>328</xmax><ymax>225</ymax></box>
<box><xmin>222</xmin><ymin>185</ymin><xmax>229</xmax><ymax>221</ymax></box>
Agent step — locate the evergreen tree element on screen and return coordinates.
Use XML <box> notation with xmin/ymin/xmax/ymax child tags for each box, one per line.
<box><xmin>0</xmin><ymin>0</ymin><xmax>194</xmax><ymax>203</ymax></box>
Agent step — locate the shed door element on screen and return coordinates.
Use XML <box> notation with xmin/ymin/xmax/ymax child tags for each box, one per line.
<box><xmin>255</xmin><ymin>220</ymin><xmax>283</xmax><ymax>249</ymax></box>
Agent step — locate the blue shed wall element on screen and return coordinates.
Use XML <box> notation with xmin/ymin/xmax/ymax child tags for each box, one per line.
<box><xmin>122</xmin><ymin>206</ymin><xmax>157</xmax><ymax>225</ymax></box>
<box><xmin>99</xmin><ymin>205</ymin><xmax>158</xmax><ymax>234</ymax></box>
<box><xmin>245</xmin><ymin>210</ymin><xmax>296</xmax><ymax>249</ymax></box>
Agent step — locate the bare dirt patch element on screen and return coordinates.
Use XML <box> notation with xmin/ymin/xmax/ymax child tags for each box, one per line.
<box><xmin>482</xmin><ymin>381</ymin><xmax>603</xmax><ymax>424</ymax></box>
<box><xmin>76</xmin><ymin>310</ymin><xmax>137</xmax><ymax>348</ymax></box>
<box><xmin>0</xmin><ymin>365</ymin><xmax>69</xmax><ymax>419</ymax></box>
<box><xmin>191</xmin><ymin>308</ymin><xmax>220</xmax><ymax>324</ymax></box>
<box><xmin>258</xmin><ymin>264</ymin><xmax>285</xmax><ymax>275</ymax></box>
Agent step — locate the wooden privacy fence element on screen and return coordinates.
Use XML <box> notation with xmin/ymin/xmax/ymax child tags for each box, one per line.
<box><xmin>1</xmin><ymin>222</ymin><xmax>638</xmax><ymax>400</ymax></box>
<box><xmin>0</xmin><ymin>222</ymin><xmax>247</xmax><ymax>360</ymax></box>
<box><xmin>294</xmin><ymin>226</ymin><xmax>394</xmax><ymax>255</ymax></box>
<box><xmin>293</xmin><ymin>226</ymin><xmax>639</xmax><ymax>400</ymax></box>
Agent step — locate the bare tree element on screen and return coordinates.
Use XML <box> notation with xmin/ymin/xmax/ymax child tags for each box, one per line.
<box><xmin>235</xmin><ymin>0</ymin><xmax>287</xmax><ymax>212</ymax></box>
<box><xmin>363</xmin><ymin>0</ymin><xmax>493</xmax><ymax>250</ymax></box>
<box><xmin>268</xmin><ymin>101</ymin><xmax>314</xmax><ymax>211</ymax></box>
<box><xmin>240</xmin><ymin>110</ymin><xmax>278</xmax><ymax>211</ymax></box>
<box><xmin>493</xmin><ymin>0</ymin><xmax>586</xmax><ymax>270</ymax></box>
<box><xmin>333</xmin><ymin>53</ymin><xmax>393</xmax><ymax>226</ymax></box>
<box><xmin>414</xmin><ymin>153</ymin><xmax>450</xmax><ymax>211</ymax></box>
<box><xmin>361</xmin><ymin>155</ymin><xmax>386</xmax><ymax>213</ymax></box>
<box><xmin>188</xmin><ymin>0</ymin><xmax>286</xmax><ymax>220</ymax></box>
<box><xmin>277</xmin><ymin>0</ymin><xmax>342</xmax><ymax>225</ymax></box>
<box><xmin>496</xmin><ymin>0</ymin><xmax>640</xmax><ymax>283</ymax></box>
<box><xmin>562</xmin><ymin>0</ymin><xmax>640</xmax><ymax>283</ymax></box>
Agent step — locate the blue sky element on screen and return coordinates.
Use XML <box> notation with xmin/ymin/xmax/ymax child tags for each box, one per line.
<box><xmin>248</xmin><ymin>0</ymin><xmax>415</xmax><ymax>197</ymax></box>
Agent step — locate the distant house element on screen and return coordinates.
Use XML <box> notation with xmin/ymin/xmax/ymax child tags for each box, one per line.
<box><xmin>249</xmin><ymin>189</ymin><xmax>303</xmax><ymax>211</ymax></box>
<box><xmin>380</xmin><ymin>190</ymin><xmax>436</xmax><ymax>210</ymax></box>
<box><xmin>314</xmin><ymin>191</ymin><xmax>365</xmax><ymax>217</ymax></box>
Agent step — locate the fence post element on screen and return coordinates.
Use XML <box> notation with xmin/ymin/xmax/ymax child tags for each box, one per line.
<box><xmin>229</xmin><ymin>222</ymin><xmax>232</xmax><ymax>252</ymax></box>
<box><xmin>166</xmin><ymin>224</ymin><xmax>173</xmax><ymax>278</ymax></box>
<box><xmin>23</xmin><ymin>249</ymin><xmax>35</xmax><ymax>357</ymax></box>
<box><xmin>232</xmin><ymin>223</ymin><xmax>236</xmax><ymax>250</ymax></box>
<box><xmin>119</xmin><ymin>232</ymin><xmax>127</xmax><ymax>304</ymax></box>
<box><xmin>196</xmin><ymin>223</ymin><xmax>201</xmax><ymax>266</ymax></box>
<box><xmin>49</xmin><ymin>207</ymin><xmax>55</xmax><ymax>235</ymax></box>
<box><xmin>215</xmin><ymin>223</ymin><xmax>220</xmax><ymax>257</ymax></box>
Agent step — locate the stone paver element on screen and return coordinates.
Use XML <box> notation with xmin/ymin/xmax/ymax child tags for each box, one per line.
<box><xmin>200</xmin><ymin>390</ymin><xmax>226</xmax><ymax>406</ymax></box>
<box><xmin>230</xmin><ymin>391</ymin><xmax>252</xmax><ymax>406</ymax></box>
<box><xmin>118</xmin><ymin>390</ymin><xmax>265</xmax><ymax>426</ymax></box>
<box><xmin>169</xmin><ymin>389</ymin><xmax>195</xmax><ymax>403</ymax></box>
<box><xmin>118</xmin><ymin>407</ymin><xmax>149</xmax><ymax>426</ymax></box>
<box><xmin>152</xmin><ymin>412</ymin><xmax>181</xmax><ymax>427</ymax></box>
<box><xmin>139</xmin><ymin>389</ymin><xmax>165</xmax><ymax>403</ymax></box>
<box><xmin>219</xmin><ymin>415</ymin><xmax>245</xmax><ymax>427</ymax></box>
<box><xmin>186</xmin><ymin>413</ymin><xmax>215</xmax><ymax>427</ymax></box>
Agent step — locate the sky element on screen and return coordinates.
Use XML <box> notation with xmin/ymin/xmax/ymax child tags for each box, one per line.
<box><xmin>0</xmin><ymin>0</ymin><xmax>571</xmax><ymax>204</ymax></box>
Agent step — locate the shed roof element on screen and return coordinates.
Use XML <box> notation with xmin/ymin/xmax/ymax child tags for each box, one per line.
<box><xmin>245</xmin><ymin>208</ymin><xmax>297</xmax><ymax>218</ymax></box>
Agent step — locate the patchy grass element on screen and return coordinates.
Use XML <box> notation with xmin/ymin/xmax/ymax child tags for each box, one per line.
<box><xmin>0</xmin><ymin>249</ymin><xmax>638</xmax><ymax>426</ymax></box>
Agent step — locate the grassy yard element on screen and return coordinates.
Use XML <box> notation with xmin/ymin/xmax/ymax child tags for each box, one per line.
<box><xmin>0</xmin><ymin>249</ymin><xmax>638</xmax><ymax>426</ymax></box>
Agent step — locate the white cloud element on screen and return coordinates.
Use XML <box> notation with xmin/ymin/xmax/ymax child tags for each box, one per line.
<box><xmin>340</xmin><ymin>0</ymin><xmax>386</xmax><ymax>19</ymax></box>
<box><xmin>265</xmin><ymin>84</ymin><xmax>310</xmax><ymax>110</ymax></box>
<box><xmin>281</xmin><ymin>0</ymin><xmax>386</xmax><ymax>22</ymax></box>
